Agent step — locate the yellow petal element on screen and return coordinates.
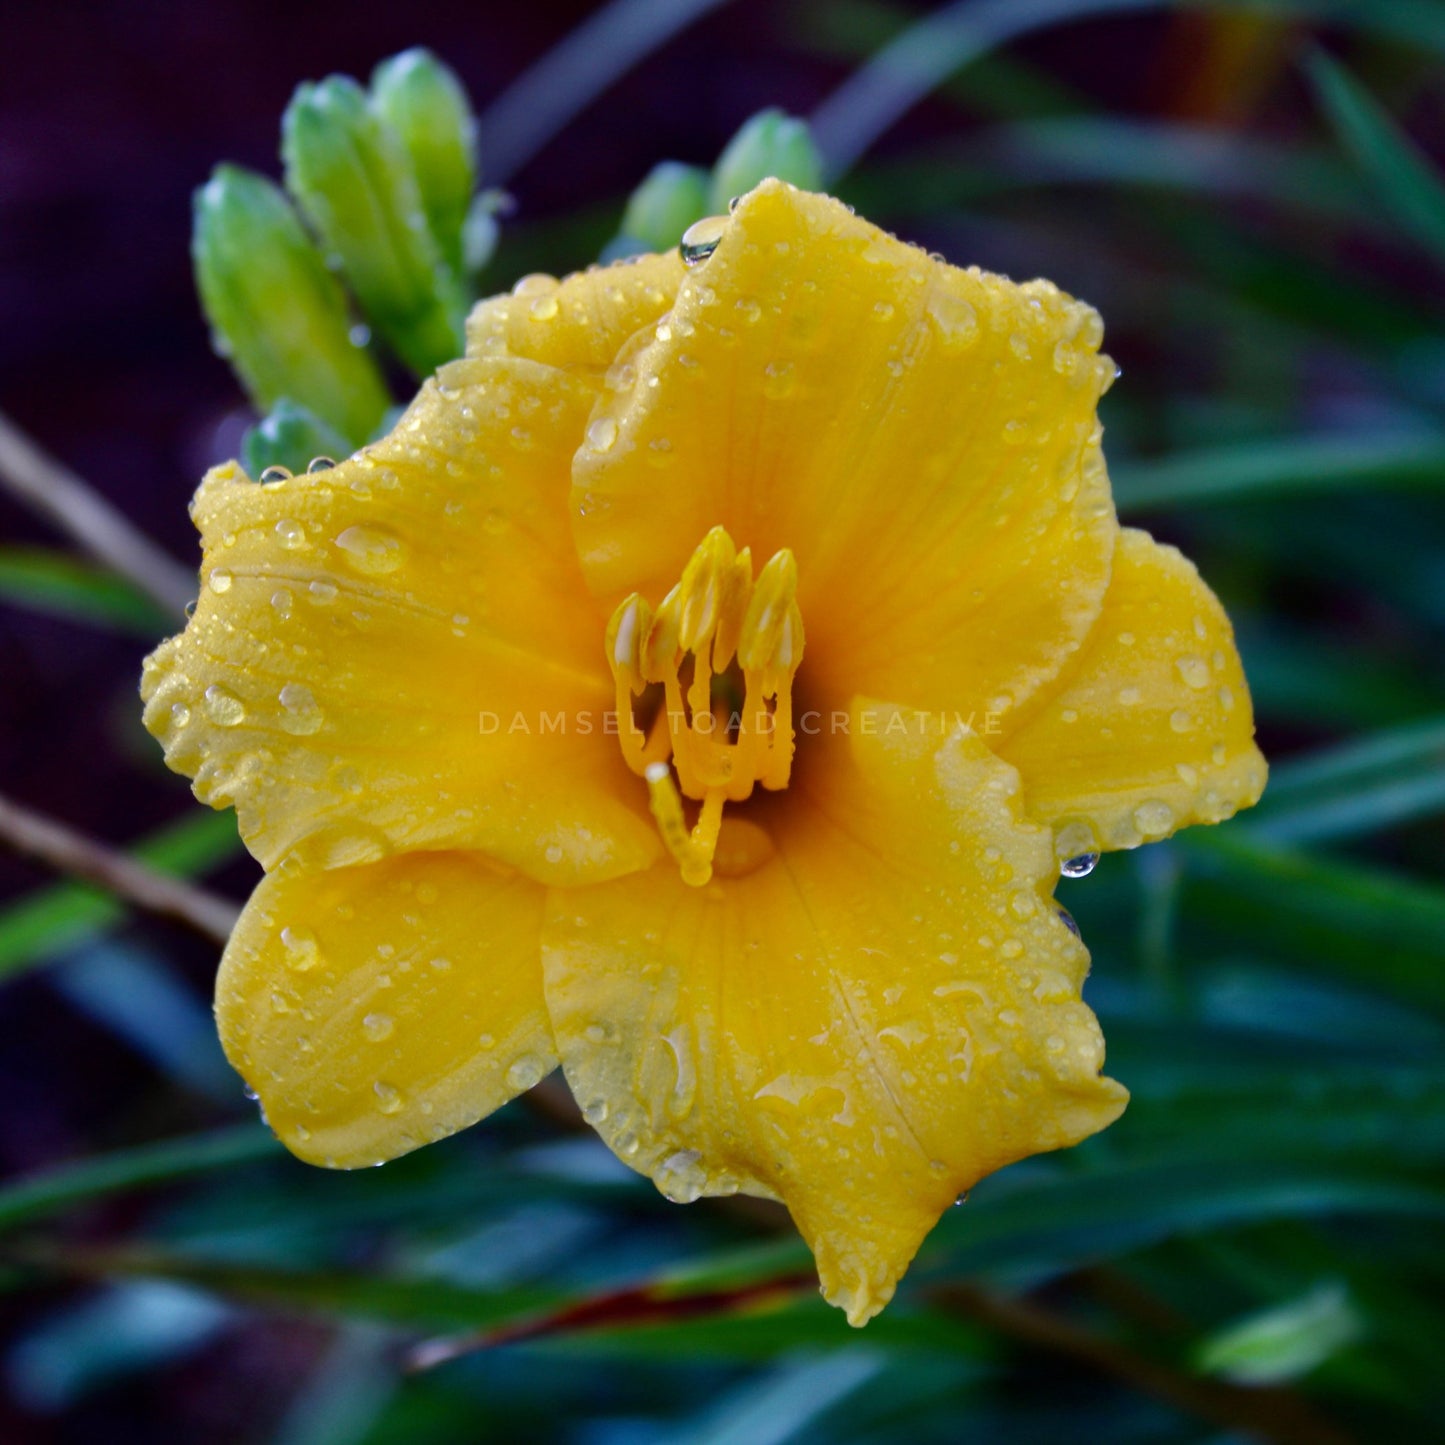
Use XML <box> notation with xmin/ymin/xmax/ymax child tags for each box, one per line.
<box><xmin>218</xmin><ymin>851</ymin><xmax>552</xmax><ymax>1167</ymax></box>
<box><xmin>572</xmin><ymin>180</ymin><xmax>1119</xmax><ymax>721</ymax></box>
<box><xmin>466</xmin><ymin>252</ymin><xmax>684</xmax><ymax>376</ymax></box>
<box><xmin>542</xmin><ymin>698</ymin><xmax>1126</xmax><ymax>1325</ymax></box>
<box><xmin>999</xmin><ymin>528</ymin><xmax>1267</xmax><ymax>854</ymax></box>
<box><xmin>141</xmin><ymin>356</ymin><xmax>658</xmax><ymax>886</ymax></box>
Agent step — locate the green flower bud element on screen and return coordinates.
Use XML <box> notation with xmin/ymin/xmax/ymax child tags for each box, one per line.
<box><xmin>282</xmin><ymin>75</ymin><xmax>467</xmax><ymax>376</ymax></box>
<box><xmin>370</xmin><ymin>48</ymin><xmax>477</xmax><ymax>277</ymax></box>
<box><xmin>241</xmin><ymin>399</ymin><xmax>352</xmax><ymax>479</ymax></box>
<box><xmin>709</xmin><ymin>110</ymin><xmax>823</xmax><ymax>213</ymax></box>
<box><xmin>193</xmin><ymin>165</ymin><xmax>390</xmax><ymax>444</ymax></box>
<box><xmin>619</xmin><ymin>161</ymin><xmax>709</xmax><ymax>253</ymax></box>
<box><xmin>462</xmin><ymin>190</ymin><xmax>511</xmax><ymax>280</ymax></box>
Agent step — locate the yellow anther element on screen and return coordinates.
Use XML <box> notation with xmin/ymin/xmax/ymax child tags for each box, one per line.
<box><xmin>738</xmin><ymin>549</ymin><xmax>799</xmax><ymax>672</ymax></box>
<box><xmin>711</xmin><ymin>547</ymin><xmax>753</xmax><ymax>672</ymax></box>
<box><xmin>607</xmin><ymin>593</ymin><xmax>650</xmax><ymax>690</ymax></box>
<box><xmin>642</xmin><ymin>586</ymin><xmax>682</xmax><ymax>683</ymax></box>
<box><xmin>604</xmin><ymin>527</ymin><xmax>805</xmax><ymax>887</ymax></box>
<box><xmin>678</xmin><ymin>525</ymin><xmax>735</xmax><ymax>652</ymax></box>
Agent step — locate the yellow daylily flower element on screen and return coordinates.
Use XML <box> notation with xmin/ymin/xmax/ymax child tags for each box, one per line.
<box><xmin>141</xmin><ymin>181</ymin><xmax>1265</xmax><ymax>1325</ymax></box>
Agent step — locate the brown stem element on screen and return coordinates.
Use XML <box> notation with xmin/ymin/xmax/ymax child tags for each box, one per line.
<box><xmin>933</xmin><ymin>1282</ymin><xmax>1355</xmax><ymax>1445</ymax></box>
<box><xmin>0</xmin><ymin>409</ymin><xmax>195</xmax><ymax>617</ymax></box>
<box><xmin>0</xmin><ymin>792</ymin><xmax>240</xmax><ymax>945</ymax></box>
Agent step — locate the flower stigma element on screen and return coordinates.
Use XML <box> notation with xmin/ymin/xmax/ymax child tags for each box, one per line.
<box><xmin>606</xmin><ymin>525</ymin><xmax>804</xmax><ymax>886</ymax></box>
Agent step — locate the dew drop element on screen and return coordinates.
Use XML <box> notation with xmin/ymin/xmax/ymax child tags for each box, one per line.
<box><xmin>259</xmin><ymin>465</ymin><xmax>292</xmax><ymax>485</ymax></box>
<box><xmin>582</xmin><ymin>1098</ymin><xmax>609</xmax><ymax>1126</ymax></box>
<box><xmin>207</xmin><ymin>568</ymin><xmax>233</xmax><ymax>594</ymax></box>
<box><xmin>507</xmin><ymin>1054</ymin><xmax>547</xmax><ymax>1091</ymax></box>
<box><xmin>1175</xmin><ymin>655</ymin><xmax>1210</xmax><ymax>690</ymax></box>
<box><xmin>278</xmin><ymin>682</ymin><xmax>323</xmax><ymax>735</ymax></box>
<box><xmin>202</xmin><ymin>684</ymin><xmax>246</xmax><ymax>727</ymax></box>
<box><xmin>679</xmin><ymin>215</ymin><xmax>727</xmax><ymax>266</ymax></box>
<box><xmin>169</xmin><ymin>702</ymin><xmax>191</xmax><ymax>727</ymax></box>
<box><xmin>308</xmin><ymin>579</ymin><xmax>338</xmax><ymax>604</ymax></box>
<box><xmin>585</xmin><ymin>416</ymin><xmax>618</xmax><ymax>453</ymax></box>
<box><xmin>280</xmin><ymin>925</ymin><xmax>320</xmax><ymax>971</ymax></box>
<box><xmin>270</xmin><ymin>588</ymin><xmax>293</xmax><ymax>617</ymax></box>
<box><xmin>529</xmin><ymin>294</ymin><xmax>559</xmax><ymax>321</ymax></box>
<box><xmin>1060</xmin><ymin>852</ymin><xmax>1099</xmax><ymax>879</ymax></box>
<box><xmin>307</xmin><ymin>456</ymin><xmax>336</xmax><ymax>473</ymax></box>
<box><xmin>275</xmin><ymin>517</ymin><xmax>307</xmax><ymax>550</ymax></box>
<box><xmin>925</xmin><ymin>290</ymin><xmax>979</xmax><ymax>349</ymax></box>
<box><xmin>1170</xmin><ymin>708</ymin><xmax>1194</xmax><ymax>734</ymax></box>
<box><xmin>512</xmin><ymin>272</ymin><xmax>557</xmax><ymax>298</ymax></box>
<box><xmin>762</xmin><ymin>360</ymin><xmax>795</xmax><ymax>399</ymax></box>
<box><xmin>1134</xmin><ymin>799</ymin><xmax>1175</xmax><ymax>837</ymax></box>
<box><xmin>362</xmin><ymin>1012</ymin><xmax>395</xmax><ymax>1042</ymax></box>
<box><xmin>372</xmin><ymin>1080</ymin><xmax>403</xmax><ymax>1114</ymax></box>
<box><xmin>336</xmin><ymin>524</ymin><xmax>404</xmax><ymax>575</ymax></box>
<box><xmin>1057</xmin><ymin>907</ymin><xmax>1080</xmax><ymax>937</ymax></box>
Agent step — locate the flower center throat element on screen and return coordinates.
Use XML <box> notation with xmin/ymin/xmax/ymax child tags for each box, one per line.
<box><xmin>606</xmin><ymin>526</ymin><xmax>804</xmax><ymax>887</ymax></box>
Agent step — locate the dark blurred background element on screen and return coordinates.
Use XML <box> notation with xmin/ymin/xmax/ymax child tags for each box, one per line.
<box><xmin>3</xmin><ymin>2</ymin><xmax>1444</xmax><ymax>1442</ymax></box>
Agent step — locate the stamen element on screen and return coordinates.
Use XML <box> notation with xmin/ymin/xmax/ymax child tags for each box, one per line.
<box><xmin>607</xmin><ymin>526</ymin><xmax>805</xmax><ymax>886</ymax></box>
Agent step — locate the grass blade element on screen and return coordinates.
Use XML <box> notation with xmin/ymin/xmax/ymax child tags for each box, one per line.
<box><xmin>1307</xmin><ymin>49</ymin><xmax>1445</xmax><ymax>269</ymax></box>
<box><xmin>0</xmin><ymin>1126</ymin><xmax>277</xmax><ymax>1233</ymax></box>
<box><xmin>1112</xmin><ymin>433</ymin><xmax>1445</xmax><ymax>510</ymax></box>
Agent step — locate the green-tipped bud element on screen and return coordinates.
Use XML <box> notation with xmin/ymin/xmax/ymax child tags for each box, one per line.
<box><xmin>193</xmin><ymin>165</ymin><xmax>390</xmax><ymax>444</ymax></box>
<box><xmin>241</xmin><ymin>399</ymin><xmax>352</xmax><ymax>479</ymax></box>
<box><xmin>709</xmin><ymin>110</ymin><xmax>823</xmax><ymax>213</ymax></box>
<box><xmin>619</xmin><ymin>161</ymin><xmax>709</xmax><ymax>253</ymax></box>
<box><xmin>462</xmin><ymin>190</ymin><xmax>510</xmax><ymax>280</ymax></box>
<box><xmin>370</xmin><ymin>48</ymin><xmax>477</xmax><ymax>277</ymax></box>
<box><xmin>282</xmin><ymin>75</ymin><xmax>467</xmax><ymax>376</ymax></box>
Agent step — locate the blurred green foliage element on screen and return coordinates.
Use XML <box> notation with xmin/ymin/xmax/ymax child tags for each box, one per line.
<box><xmin>5</xmin><ymin>4</ymin><xmax>1445</xmax><ymax>1443</ymax></box>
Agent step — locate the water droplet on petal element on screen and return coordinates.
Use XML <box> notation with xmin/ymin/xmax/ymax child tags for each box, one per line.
<box><xmin>280</xmin><ymin>926</ymin><xmax>320</xmax><ymax>971</ymax></box>
<box><xmin>208</xmin><ymin>568</ymin><xmax>233</xmax><ymax>594</ymax></box>
<box><xmin>202</xmin><ymin>684</ymin><xmax>246</xmax><ymax>727</ymax></box>
<box><xmin>275</xmin><ymin>517</ymin><xmax>307</xmax><ymax>550</ymax></box>
<box><xmin>507</xmin><ymin>1055</ymin><xmax>547</xmax><ymax>1091</ymax></box>
<box><xmin>925</xmin><ymin>289</ymin><xmax>979</xmax><ymax>349</ymax></box>
<box><xmin>373</xmin><ymin>1080</ymin><xmax>403</xmax><ymax>1114</ymax></box>
<box><xmin>762</xmin><ymin>360</ymin><xmax>795</xmax><ymax>399</ymax></box>
<box><xmin>278</xmin><ymin>682</ymin><xmax>323</xmax><ymax>735</ymax></box>
<box><xmin>363</xmin><ymin>1012</ymin><xmax>395</xmax><ymax>1042</ymax></box>
<box><xmin>259</xmin><ymin>465</ymin><xmax>292</xmax><ymax>485</ymax></box>
<box><xmin>586</xmin><ymin>416</ymin><xmax>618</xmax><ymax>453</ymax></box>
<box><xmin>336</xmin><ymin>524</ymin><xmax>404</xmax><ymax>575</ymax></box>
<box><xmin>1061</xmin><ymin>852</ymin><xmax>1099</xmax><ymax>879</ymax></box>
<box><xmin>1134</xmin><ymin>799</ymin><xmax>1175</xmax><ymax>837</ymax></box>
<box><xmin>1175</xmin><ymin>655</ymin><xmax>1210</xmax><ymax>690</ymax></box>
<box><xmin>679</xmin><ymin>215</ymin><xmax>728</xmax><ymax>266</ymax></box>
